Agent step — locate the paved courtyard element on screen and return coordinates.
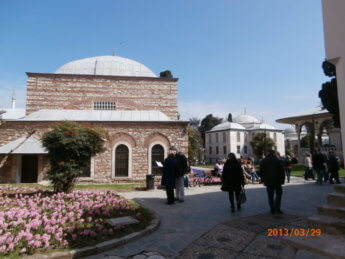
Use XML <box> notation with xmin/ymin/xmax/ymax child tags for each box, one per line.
<box><xmin>87</xmin><ymin>177</ymin><xmax>336</xmax><ymax>258</ymax></box>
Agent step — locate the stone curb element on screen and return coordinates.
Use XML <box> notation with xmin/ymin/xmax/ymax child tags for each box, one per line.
<box><xmin>23</xmin><ymin>210</ymin><xmax>160</xmax><ymax>259</ymax></box>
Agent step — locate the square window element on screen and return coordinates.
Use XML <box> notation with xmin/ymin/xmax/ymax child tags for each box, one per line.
<box><xmin>94</xmin><ymin>101</ymin><xmax>116</xmax><ymax>110</ymax></box>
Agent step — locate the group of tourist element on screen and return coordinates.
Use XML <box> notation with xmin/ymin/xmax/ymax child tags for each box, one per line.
<box><xmin>161</xmin><ymin>147</ymin><xmax>189</xmax><ymax>205</ymax></box>
<box><xmin>213</xmin><ymin>158</ymin><xmax>261</xmax><ymax>184</ymax></box>
<box><xmin>161</xmin><ymin>147</ymin><xmax>342</xmax><ymax>215</ymax></box>
<box><xmin>304</xmin><ymin>150</ymin><xmax>341</xmax><ymax>184</ymax></box>
<box><xmin>220</xmin><ymin>150</ymin><xmax>285</xmax><ymax>214</ymax></box>
<box><xmin>161</xmin><ymin>147</ymin><xmax>285</xmax><ymax>215</ymax></box>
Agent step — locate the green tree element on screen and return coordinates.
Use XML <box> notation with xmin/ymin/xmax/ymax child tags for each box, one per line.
<box><xmin>189</xmin><ymin>117</ymin><xmax>200</xmax><ymax>129</ymax></box>
<box><xmin>198</xmin><ymin>114</ymin><xmax>223</xmax><ymax>146</ymax></box>
<box><xmin>250</xmin><ymin>133</ymin><xmax>276</xmax><ymax>158</ymax></box>
<box><xmin>188</xmin><ymin>126</ymin><xmax>203</xmax><ymax>164</ymax></box>
<box><xmin>42</xmin><ymin>122</ymin><xmax>106</xmax><ymax>193</ymax></box>
<box><xmin>159</xmin><ymin>70</ymin><xmax>173</xmax><ymax>78</ymax></box>
<box><xmin>319</xmin><ymin>60</ymin><xmax>340</xmax><ymax>127</ymax></box>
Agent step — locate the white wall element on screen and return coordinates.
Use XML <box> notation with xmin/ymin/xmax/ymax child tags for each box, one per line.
<box><xmin>322</xmin><ymin>0</ymin><xmax>345</xmax><ymax>163</ymax></box>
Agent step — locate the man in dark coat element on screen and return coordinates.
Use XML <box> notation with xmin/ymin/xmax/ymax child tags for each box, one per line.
<box><xmin>312</xmin><ymin>149</ymin><xmax>325</xmax><ymax>185</ymax></box>
<box><xmin>161</xmin><ymin>146</ymin><xmax>178</xmax><ymax>204</ymax></box>
<box><xmin>260</xmin><ymin>150</ymin><xmax>285</xmax><ymax>214</ymax></box>
<box><xmin>328</xmin><ymin>151</ymin><xmax>340</xmax><ymax>184</ymax></box>
<box><xmin>175</xmin><ymin>151</ymin><xmax>189</xmax><ymax>202</ymax></box>
<box><xmin>222</xmin><ymin>153</ymin><xmax>245</xmax><ymax>212</ymax></box>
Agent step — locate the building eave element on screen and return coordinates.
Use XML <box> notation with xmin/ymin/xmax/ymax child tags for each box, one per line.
<box><xmin>26</xmin><ymin>72</ymin><xmax>179</xmax><ymax>82</ymax></box>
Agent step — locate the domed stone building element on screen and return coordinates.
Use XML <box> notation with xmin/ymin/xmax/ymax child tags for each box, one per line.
<box><xmin>205</xmin><ymin>113</ymin><xmax>284</xmax><ymax>163</ymax></box>
<box><xmin>0</xmin><ymin>55</ymin><xmax>188</xmax><ymax>183</ymax></box>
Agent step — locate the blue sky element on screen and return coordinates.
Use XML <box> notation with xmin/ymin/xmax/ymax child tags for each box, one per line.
<box><xmin>0</xmin><ymin>0</ymin><xmax>327</xmax><ymax>128</ymax></box>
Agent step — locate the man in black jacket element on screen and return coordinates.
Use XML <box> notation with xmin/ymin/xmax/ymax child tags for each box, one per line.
<box><xmin>175</xmin><ymin>151</ymin><xmax>189</xmax><ymax>202</ymax></box>
<box><xmin>260</xmin><ymin>150</ymin><xmax>285</xmax><ymax>214</ymax></box>
<box><xmin>328</xmin><ymin>151</ymin><xmax>340</xmax><ymax>184</ymax></box>
<box><xmin>312</xmin><ymin>149</ymin><xmax>325</xmax><ymax>185</ymax></box>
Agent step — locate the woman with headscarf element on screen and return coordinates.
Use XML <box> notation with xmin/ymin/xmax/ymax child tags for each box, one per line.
<box><xmin>222</xmin><ymin>153</ymin><xmax>245</xmax><ymax>212</ymax></box>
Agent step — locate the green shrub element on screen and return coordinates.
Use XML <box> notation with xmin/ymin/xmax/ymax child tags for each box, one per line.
<box><xmin>42</xmin><ymin>122</ymin><xmax>106</xmax><ymax>193</ymax></box>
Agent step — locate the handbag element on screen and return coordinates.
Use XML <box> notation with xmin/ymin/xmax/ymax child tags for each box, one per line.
<box><xmin>239</xmin><ymin>188</ymin><xmax>247</xmax><ymax>204</ymax></box>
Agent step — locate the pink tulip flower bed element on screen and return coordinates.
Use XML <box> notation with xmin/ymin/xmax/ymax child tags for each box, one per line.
<box><xmin>0</xmin><ymin>186</ymin><xmax>151</xmax><ymax>257</ymax></box>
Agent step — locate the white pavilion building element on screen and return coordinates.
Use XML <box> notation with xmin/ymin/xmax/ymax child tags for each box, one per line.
<box><xmin>205</xmin><ymin>114</ymin><xmax>285</xmax><ymax>163</ymax></box>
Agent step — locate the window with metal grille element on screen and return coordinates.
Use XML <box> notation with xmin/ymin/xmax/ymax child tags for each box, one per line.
<box><xmin>223</xmin><ymin>146</ymin><xmax>227</xmax><ymax>155</ymax></box>
<box><xmin>223</xmin><ymin>132</ymin><xmax>226</xmax><ymax>142</ymax></box>
<box><xmin>237</xmin><ymin>132</ymin><xmax>241</xmax><ymax>142</ymax></box>
<box><xmin>237</xmin><ymin>145</ymin><xmax>241</xmax><ymax>154</ymax></box>
<box><xmin>151</xmin><ymin>144</ymin><xmax>164</xmax><ymax>175</ymax></box>
<box><xmin>209</xmin><ymin>146</ymin><xmax>212</xmax><ymax>154</ymax></box>
<box><xmin>216</xmin><ymin>133</ymin><xmax>219</xmax><ymax>143</ymax></box>
<box><xmin>94</xmin><ymin>101</ymin><xmax>116</xmax><ymax>110</ymax></box>
<box><xmin>216</xmin><ymin>146</ymin><xmax>219</xmax><ymax>154</ymax></box>
<box><xmin>115</xmin><ymin>144</ymin><xmax>129</xmax><ymax>177</ymax></box>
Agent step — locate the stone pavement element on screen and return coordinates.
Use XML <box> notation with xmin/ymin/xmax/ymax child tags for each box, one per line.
<box><xmin>179</xmin><ymin>213</ymin><xmax>307</xmax><ymax>258</ymax></box>
<box><xmin>86</xmin><ymin>177</ymin><xmax>337</xmax><ymax>258</ymax></box>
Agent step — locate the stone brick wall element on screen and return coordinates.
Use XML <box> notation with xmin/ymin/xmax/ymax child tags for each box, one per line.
<box><xmin>0</xmin><ymin>121</ymin><xmax>188</xmax><ymax>183</ymax></box>
<box><xmin>0</xmin><ymin>155</ymin><xmax>17</xmax><ymax>183</ymax></box>
<box><xmin>26</xmin><ymin>73</ymin><xmax>179</xmax><ymax>120</ymax></box>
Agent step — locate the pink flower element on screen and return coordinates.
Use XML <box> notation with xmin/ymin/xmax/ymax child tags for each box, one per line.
<box><xmin>20</xmin><ymin>248</ymin><xmax>26</xmax><ymax>253</ymax></box>
<box><xmin>0</xmin><ymin>245</ymin><xmax>6</xmax><ymax>253</ymax></box>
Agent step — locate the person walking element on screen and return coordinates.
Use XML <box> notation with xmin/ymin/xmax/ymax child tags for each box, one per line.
<box><xmin>328</xmin><ymin>151</ymin><xmax>340</xmax><ymax>184</ymax></box>
<box><xmin>283</xmin><ymin>155</ymin><xmax>292</xmax><ymax>183</ymax></box>
<box><xmin>304</xmin><ymin>153</ymin><xmax>314</xmax><ymax>180</ymax></box>
<box><xmin>222</xmin><ymin>153</ymin><xmax>245</xmax><ymax>212</ymax></box>
<box><xmin>260</xmin><ymin>150</ymin><xmax>285</xmax><ymax>214</ymax></box>
<box><xmin>175</xmin><ymin>151</ymin><xmax>189</xmax><ymax>202</ymax></box>
<box><xmin>312</xmin><ymin>149</ymin><xmax>325</xmax><ymax>185</ymax></box>
<box><xmin>161</xmin><ymin>147</ymin><xmax>178</xmax><ymax>204</ymax></box>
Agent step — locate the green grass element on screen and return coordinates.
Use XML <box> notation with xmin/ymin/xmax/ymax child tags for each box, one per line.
<box><xmin>74</xmin><ymin>183</ymin><xmax>143</xmax><ymax>190</ymax></box>
<box><xmin>193</xmin><ymin>164</ymin><xmax>214</xmax><ymax>168</ymax></box>
<box><xmin>194</xmin><ymin>164</ymin><xmax>345</xmax><ymax>178</ymax></box>
<box><xmin>0</xmin><ymin>183</ymin><xmax>144</xmax><ymax>191</ymax></box>
<box><xmin>290</xmin><ymin>164</ymin><xmax>345</xmax><ymax>177</ymax></box>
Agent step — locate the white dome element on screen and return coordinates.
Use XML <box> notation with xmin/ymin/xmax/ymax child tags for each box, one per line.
<box><xmin>210</xmin><ymin>122</ymin><xmax>246</xmax><ymax>131</ymax></box>
<box><xmin>55</xmin><ymin>56</ymin><xmax>156</xmax><ymax>77</ymax></box>
<box><xmin>284</xmin><ymin>126</ymin><xmax>296</xmax><ymax>134</ymax></box>
<box><xmin>250</xmin><ymin>123</ymin><xmax>276</xmax><ymax>130</ymax></box>
<box><xmin>234</xmin><ymin>114</ymin><xmax>260</xmax><ymax>124</ymax></box>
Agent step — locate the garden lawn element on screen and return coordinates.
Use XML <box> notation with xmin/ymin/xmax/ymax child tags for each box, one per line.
<box><xmin>0</xmin><ymin>183</ymin><xmax>144</xmax><ymax>192</ymax></box>
<box><xmin>0</xmin><ymin>186</ymin><xmax>152</xmax><ymax>257</ymax></box>
<box><xmin>290</xmin><ymin>164</ymin><xmax>345</xmax><ymax>177</ymax></box>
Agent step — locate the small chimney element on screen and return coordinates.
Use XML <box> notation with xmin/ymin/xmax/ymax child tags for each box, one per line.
<box><xmin>227</xmin><ymin>113</ymin><xmax>233</xmax><ymax>122</ymax></box>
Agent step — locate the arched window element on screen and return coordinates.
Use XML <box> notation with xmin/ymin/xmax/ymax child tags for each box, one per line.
<box><xmin>115</xmin><ymin>144</ymin><xmax>129</xmax><ymax>177</ymax></box>
<box><xmin>81</xmin><ymin>157</ymin><xmax>91</xmax><ymax>177</ymax></box>
<box><xmin>151</xmin><ymin>144</ymin><xmax>164</xmax><ymax>175</ymax></box>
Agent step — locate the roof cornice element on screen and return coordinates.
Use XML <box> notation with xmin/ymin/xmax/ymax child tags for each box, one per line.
<box><xmin>26</xmin><ymin>72</ymin><xmax>178</xmax><ymax>82</ymax></box>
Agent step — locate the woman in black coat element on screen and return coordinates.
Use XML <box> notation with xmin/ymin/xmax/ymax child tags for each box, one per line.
<box><xmin>222</xmin><ymin>153</ymin><xmax>245</xmax><ymax>212</ymax></box>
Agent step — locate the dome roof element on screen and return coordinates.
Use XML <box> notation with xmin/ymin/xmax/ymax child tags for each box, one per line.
<box><xmin>250</xmin><ymin>123</ymin><xmax>276</xmax><ymax>130</ymax></box>
<box><xmin>210</xmin><ymin>121</ymin><xmax>246</xmax><ymax>131</ymax></box>
<box><xmin>55</xmin><ymin>56</ymin><xmax>156</xmax><ymax>77</ymax></box>
<box><xmin>284</xmin><ymin>126</ymin><xmax>296</xmax><ymax>134</ymax></box>
<box><xmin>233</xmin><ymin>114</ymin><xmax>260</xmax><ymax>124</ymax></box>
